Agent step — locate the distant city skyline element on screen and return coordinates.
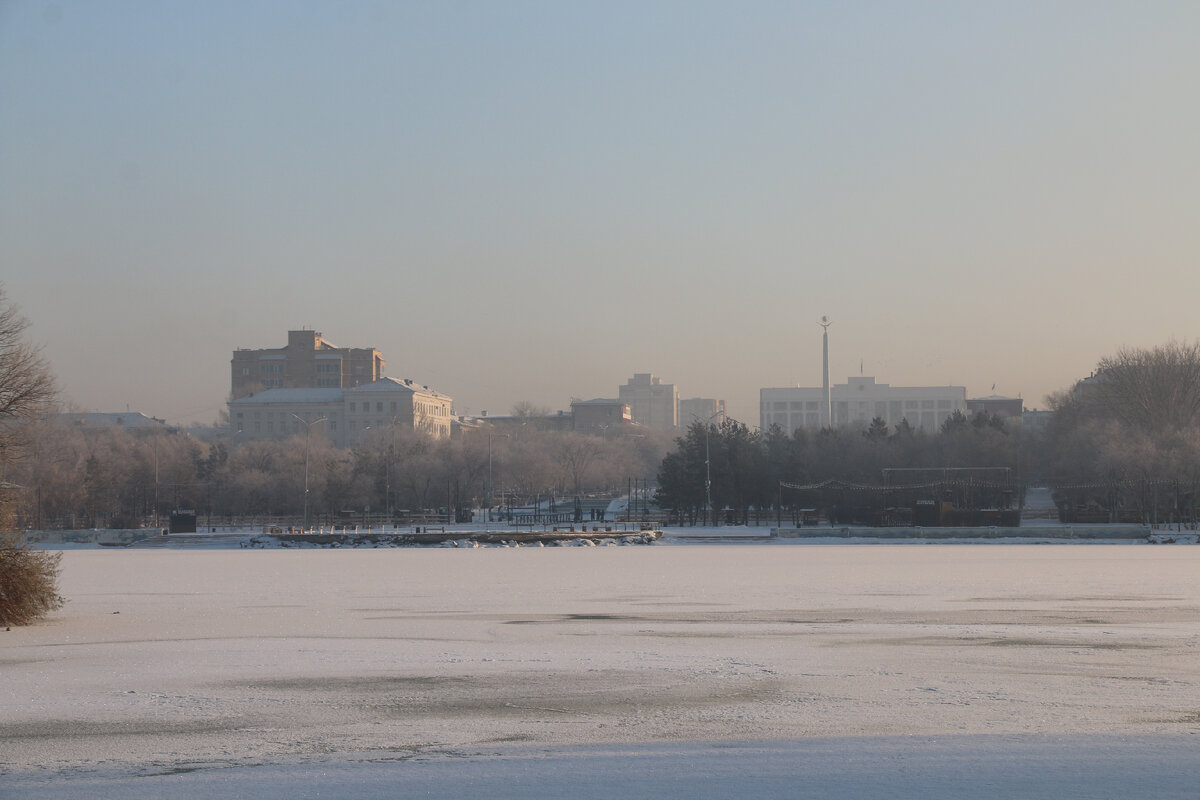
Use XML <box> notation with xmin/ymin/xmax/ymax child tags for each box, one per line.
<box><xmin>3</xmin><ymin>2</ymin><xmax>1196</xmax><ymax>426</ymax></box>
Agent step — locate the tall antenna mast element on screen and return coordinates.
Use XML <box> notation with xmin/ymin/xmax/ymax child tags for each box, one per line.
<box><xmin>819</xmin><ymin>316</ymin><xmax>832</xmax><ymax>428</ymax></box>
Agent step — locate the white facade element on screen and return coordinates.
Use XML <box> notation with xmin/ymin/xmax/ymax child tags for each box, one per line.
<box><xmin>618</xmin><ymin>373</ymin><xmax>679</xmax><ymax>431</ymax></box>
<box><xmin>228</xmin><ymin>378</ymin><xmax>452</xmax><ymax>447</ymax></box>
<box><xmin>760</xmin><ymin>377</ymin><xmax>966</xmax><ymax>434</ymax></box>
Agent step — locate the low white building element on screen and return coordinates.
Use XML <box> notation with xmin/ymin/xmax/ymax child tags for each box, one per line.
<box><xmin>228</xmin><ymin>377</ymin><xmax>452</xmax><ymax>447</ymax></box>
<box><xmin>760</xmin><ymin>376</ymin><xmax>966</xmax><ymax>434</ymax></box>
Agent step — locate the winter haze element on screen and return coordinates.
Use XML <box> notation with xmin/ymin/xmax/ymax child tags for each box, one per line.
<box><xmin>1</xmin><ymin>1</ymin><xmax>1197</xmax><ymax>424</ymax></box>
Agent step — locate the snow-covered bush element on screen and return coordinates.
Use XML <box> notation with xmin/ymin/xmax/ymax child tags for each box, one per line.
<box><xmin>0</xmin><ymin>534</ymin><xmax>63</xmax><ymax>626</ymax></box>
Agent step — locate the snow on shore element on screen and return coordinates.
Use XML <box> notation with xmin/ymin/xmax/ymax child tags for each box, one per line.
<box><xmin>4</xmin><ymin>546</ymin><xmax>1199</xmax><ymax>797</ymax></box>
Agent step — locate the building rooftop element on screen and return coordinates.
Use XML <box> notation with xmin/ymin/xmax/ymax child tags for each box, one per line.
<box><xmin>58</xmin><ymin>412</ymin><xmax>166</xmax><ymax>429</ymax></box>
<box><xmin>348</xmin><ymin>377</ymin><xmax>449</xmax><ymax>397</ymax></box>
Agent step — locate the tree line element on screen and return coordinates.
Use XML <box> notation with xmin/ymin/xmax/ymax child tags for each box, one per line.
<box><xmin>3</xmin><ymin>276</ymin><xmax>1200</xmax><ymax>530</ymax></box>
<box><xmin>655</xmin><ymin>341</ymin><xmax>1200</xmax><ymax>526</ymax></box>
<box><xmin>4</xmin><ymin>416</ymin><xmax>673</xmax><ymax>530</ymax></box>
<box><xmin>655</xmin><ymin>410</ymin><xmax>1029</xmax><ymax>525</ymax></box>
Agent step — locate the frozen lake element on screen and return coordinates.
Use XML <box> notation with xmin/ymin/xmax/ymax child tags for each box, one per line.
<box><xmin>4</xmin><ymin>546</ymin><xmax>1199</xmax><ymax>797</ymax></box>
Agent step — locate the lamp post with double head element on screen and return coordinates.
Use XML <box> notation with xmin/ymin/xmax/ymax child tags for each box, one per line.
<box><xmin>292</xmin><ymin>413</ymin><xmax>326</xmax><ymax>531</ymax></box>
<box><xmin>487</xmin><ymin>432</ymin><xmax>510</xmax><ymax>524</ymax></box>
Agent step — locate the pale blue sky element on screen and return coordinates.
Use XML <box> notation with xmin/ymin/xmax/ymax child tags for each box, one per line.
<box><xmin>2</xmin><ymin>1</ymin><xmax>1197</xmax><ymax>425</ymax></box>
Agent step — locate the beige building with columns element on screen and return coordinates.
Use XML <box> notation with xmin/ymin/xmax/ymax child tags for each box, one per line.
<box><xmin>228</xmin><ymin>378</ymin><xmax>452</xmax><ymax>447</ymax></box>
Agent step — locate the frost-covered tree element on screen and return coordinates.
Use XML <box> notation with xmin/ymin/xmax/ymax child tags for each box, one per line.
<box><xmin>0</xmin><ymin>286</ymin><xmax>61</xmax><ymax>625</ymax></box>
<box><xmin>1051</xmin><ymin>341</ymin><xmax>1200</xmax><ymax>434</ymax></box>
<box><xmin>1047</xmin><ymin>341</ymin><xmax>1200</xmax><ymax>523</ymax></box>
<box><xmin>0</xmin><ymin>286</ymin><xmax>57</xmax><ymax>475</ymax></box>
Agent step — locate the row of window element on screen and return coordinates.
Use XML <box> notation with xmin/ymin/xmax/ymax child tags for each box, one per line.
<box><xmin>771</xmin><ymin>399</ymin><xmax>955</xmax><ymax>412</ymax></box>
<box><xmin>763</xmin><ymin>409</ymin><xmax>957</xmax><ymax>431</ymax></box>
<box><xmin>349</xmin><ymin>401</ymin><xmax>397</xmax><ymax>414</ymax></box>
<box><xmin>416</xmin><ymin>401</ymin><xmax>449</xmax><ymax>418</ymax></box>
<box><xmin>234</xmin><ymin>415</ymin><xmax>451</xmax><ymax>437</ymax></box>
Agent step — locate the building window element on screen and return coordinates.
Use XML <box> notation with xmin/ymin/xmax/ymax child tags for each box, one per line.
<box><xmin>349</xmin><ymin>403</ymin><xmax>356</xmax><ymax>412</ymax></box>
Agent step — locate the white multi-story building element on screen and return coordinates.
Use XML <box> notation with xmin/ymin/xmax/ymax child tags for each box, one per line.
<box><xmin>228</xmin><ymin>377</ymin><xmax>452</xmax><ymax>447</ymax></box>
<box><xmin>760</xmin><ymin>377</ymin><xmax>966</xmax><ymax>434</ymax></box>
<box><xmin>618</xmin><ymin>373</ymin><xmax>679</xmax><ymax>431</ymax></box>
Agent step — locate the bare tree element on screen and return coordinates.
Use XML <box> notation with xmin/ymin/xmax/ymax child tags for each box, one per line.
<box><xmin>510</xmin><ymin>400</ymin><xmax>551</xmax><ymax>419</ymax></box>
<box><xmin>0</xmin><ymin>287</ymin><xmax>61</xmax><ymax>625</ymax></box>
<box><xmin>1054</xmin><ymin>341</ymin><xmax>1200</xmax><ymax>434</ymax></box>
<box><xmin>0</xmin><ymin>286</ymin><xmax>57</xmax><ymax>468</ymax></box>
<box><xmin>553</xmin><ymin>432</ymin><xmax>605</xmax><ymax>496</ymax></box>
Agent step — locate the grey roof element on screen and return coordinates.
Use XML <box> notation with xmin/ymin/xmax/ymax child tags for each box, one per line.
<box><xmin>348</xmin><ymin>377</ymin><xmax>450</xmax><ymax>398</ymax></box>
<box><xmin>58</xmin><ymin>412</ymin><xmax>166</xmax><ymax>428</ymax></box>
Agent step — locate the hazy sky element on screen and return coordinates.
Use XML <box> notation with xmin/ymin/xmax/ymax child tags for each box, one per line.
<box><xmin>2</xmin><ymin>1</ymin><xmax>1197</xmax><ymax>426</ymax></box>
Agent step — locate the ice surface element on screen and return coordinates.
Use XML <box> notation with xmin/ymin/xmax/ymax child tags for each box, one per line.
<box><xmin>3</xmin><ymin>546</ymin><xmax>1199</xmax><ymax>797</ymax></box>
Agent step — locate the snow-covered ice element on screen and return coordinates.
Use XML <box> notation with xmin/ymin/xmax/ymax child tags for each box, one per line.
<box><xmin>3</xmin><ymin>545</ymin><xmax>1199</xmax><ymax>797</ymax></box>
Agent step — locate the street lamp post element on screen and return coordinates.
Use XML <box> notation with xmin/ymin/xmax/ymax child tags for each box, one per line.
<box><xmin>152</xmin><ymin>435</ymin><xmax>159</xmax><ymax>530</ymax></box>
<box><xmin>140</xmin><ymin>436</ymin><xmax>161</xmax><ymax>529</ymax></box>
<box><xmin>487</xmin><ymin>432</ymin><xmax>510</xmax><ymax>524</ymax></box>
<box><xmin>292</xmin><ymin>414</ymin><xmax>326</xmax><ymax>531</ymax></box>
<box><xmin>386</xmin><ymin>416</ymin><xmax>400</xmax><ymax>523</ymax></box>
<box><xmin>689</xmin><ymin>410</ymin><xmax>724</xmax><ymax>526</ymax></box>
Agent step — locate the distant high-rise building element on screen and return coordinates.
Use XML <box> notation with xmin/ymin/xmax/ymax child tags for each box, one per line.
<box><xmin>678</xmin><ymin>397</ymin><xmax>726</xmax><ymax>427</ymax></box>
<box><xmin>231</xmin><ymin>329</ymin><xmax>384</xmax><ymax>399</ymax></box>
<box><xmin>618</xmin><ymin>373</ymin><xmax>679</xmax><ymax>431</ymax></box>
